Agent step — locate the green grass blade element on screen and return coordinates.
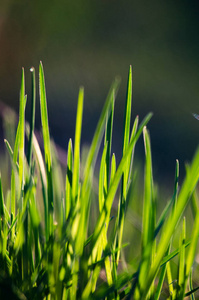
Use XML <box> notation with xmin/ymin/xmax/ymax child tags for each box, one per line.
<box><xmin>32</xmin><ymin>131</ymin><xmax>48</xmax><ymax>240</ymax></box>
<box><xmin>99</xmin><ymin>142</ymin><xmax>108</xmax><ymax>212</ymax></box>
<box><xmin>39</xmin><ymin>61</ymin><xmax>53</xmax><ymax>238</ymax></box>
<box><xmin>172</xmin><ymin>159</ymin><xmax>179</xmax><ymax>212</ymax></box>
<box><xmin>104</xmin><ymin>88</ymin><xmax>115</xmax><ymax>188</ymax></box>
<box><xmin>123</xmin><ymin>65</ymin><xmax>132</xmax><ymax>155</ymax></box>
<box><xmin>27</xmin><ymin>67</ymin><xmax>36</xmax><ymax>167</ymax></box>
<box><xmin>142</xmin><ymin>126</ymin><xmax>154</xmax><ymax>250</ymax></box>
<box><xmin>18</xmin><ymin>68</ymin><xmax>25</xmax><ymax>192</ymax></box>
<box><xmin>72</xmin><ymin>87</ymin><xmax>84</xmax><ymax>203</ymax></box>
<box><xmin>65</xmin><ymin>138</ymin><xmax>73</xmax><ymax>220</ymax></box>
<box><xmin>39</xmin><ymin>62</ymin><xmax>52</xmax><ymax>172</ymax></box>
<box><xmin>10</xmin><ymin>120</ymin><xmax>21</xmax><ymax>222</ymax></box>
<box><xmin>177</xmin><ymin>216</ymin><xmax>186</xmax><ymax>298</ymax></box>
<box><xmin>110</xmin><ymin>153</ymin><xmax>116</xmax><ymax>184</ymax></box>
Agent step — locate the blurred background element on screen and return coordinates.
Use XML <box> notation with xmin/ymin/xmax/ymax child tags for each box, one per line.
<box><xmin>1</xmin><ymin>0</ymin><xmax>199</xmax><ymax>186</ymax></box>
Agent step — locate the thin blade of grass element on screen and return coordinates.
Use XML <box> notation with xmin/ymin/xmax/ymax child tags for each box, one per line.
<box><xmin>142</xmin><ymin>126</ymin><xmax>154</xmax><ymax>250</ymax></box>
<box><xmin>18</xmin><ymin>68</ymin><xmax>25</xmax><ymax>193</ymax></box>
<box><xmin>104</xmin><ymin>88</ymin><xmax>115</xmax><ymax>188</ymax></box>
<box><xmin>27</xmin><ymin>67</ymin><xmax>36</xmax><ymax>167</ymax></box>
<box><xmin>39</xmin><ymin>62</ymin><xmax>52</xmax><ymax>172</ymax></box>
<box><xmin>177</xmin><ymin>216</ymin><xmax>186</xmax><ymax>298</ymax></box>
<box><xmin>39</xmin><ymin>61</ymin><xmax>53</xmax><ymax>238</ymax></box>
<box><xmin>65</xmin><ymin>138</ymin><xmax>73</xmax><ymax>220</ymax></box>
<box><xmin>72</xmin><ymin>87</ymin><xmax>84</xmax><ymax>203</ymax></box>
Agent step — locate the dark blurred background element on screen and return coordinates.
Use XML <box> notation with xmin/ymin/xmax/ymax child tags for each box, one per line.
<box><xmin>1</xmin><ymin>0</ymin><xmax>199</xmax><ymax>184</ymax></box>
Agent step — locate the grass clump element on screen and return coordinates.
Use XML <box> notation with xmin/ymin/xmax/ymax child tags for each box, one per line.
<box><xmin>0</xmin><ymin>62</ymin><xmax>199</xmax><ymax>299</ymax></box>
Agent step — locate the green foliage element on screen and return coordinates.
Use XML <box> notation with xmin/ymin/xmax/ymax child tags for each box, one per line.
<box><xmin>0</xmin><ymin>63</ymin><xmax>199</xmax><ymax>299</ymax></box>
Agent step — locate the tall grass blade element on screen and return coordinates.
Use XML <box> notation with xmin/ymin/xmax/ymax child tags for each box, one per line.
<box><xmin>27</xmin><ymin>67</ymin><xmax>36</xmax><ymax>168</ymax></box>
<box><xmin>39</xmin><ymin>61</ymin><xmax>53</xmax><ymax>239</ymax></box>
<box><xmin>72</xmin><ymin>87</ymin><xmax>84</xmax><ymax>204</ymax></box>
<box><xmin>18</xmin><ymin>68</ymin><xmax>25</xmax><ymax>193</ymax></box>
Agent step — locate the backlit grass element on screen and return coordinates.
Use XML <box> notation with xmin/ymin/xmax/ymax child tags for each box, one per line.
<box><xmin>0</xmin><ymin>63</ymin><xmax>199</xmax><ymax>299</ymax></box>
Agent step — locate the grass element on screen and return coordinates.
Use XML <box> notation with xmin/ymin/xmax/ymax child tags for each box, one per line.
<box><xmin>0</xmin><ymin>62</ymin><xmax>199</xmax><ymax>299</ymax></box>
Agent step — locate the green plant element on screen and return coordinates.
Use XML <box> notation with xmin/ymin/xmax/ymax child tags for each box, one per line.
<box><xmin>0</xmin><ymin>62</ymin><xmax>199</xmax><ymax>299</ymax></box>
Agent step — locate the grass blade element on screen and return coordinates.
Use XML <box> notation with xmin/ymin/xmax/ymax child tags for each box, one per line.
<box><xmin>39</xmin><ymin>61</ymin><xmax>53</xmax><ymax>239</ymax></box>
<box><xmin>72</xmin><ymin>87</ymin><xmax>84</xmax><ymax>204</ymax></box>
<box><xmin>65</xmin><ymin>138</ymin><xmax>73</xmax><ymax>220</ymax></box>
<box><xmin>27</xmin><ymin>67</ymin><xmax>36</xmax><ymax>167</ymax></box>
<box><xmin>177</xmin><ymin>216</ymin><xmax>186</xmax><ymax>298</ymax></box>
<box><xmin>18</xmin><ymin>68</ymin><xmax>25</xmax><ymax>193</ymax></box>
